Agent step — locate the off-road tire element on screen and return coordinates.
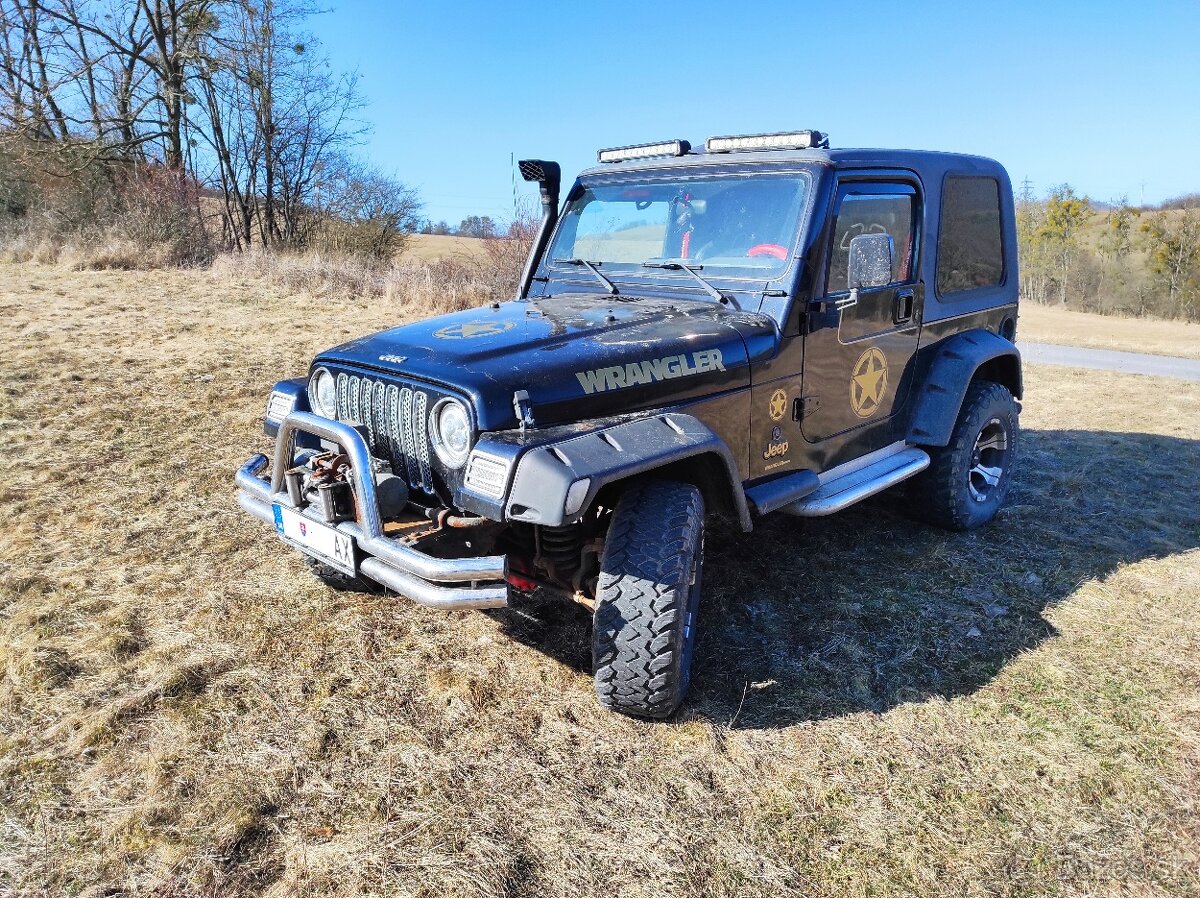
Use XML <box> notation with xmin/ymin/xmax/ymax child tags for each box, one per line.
<box><xmin>907</xmin><ymin>380</ymin><xmax>1019</xmax><ymax>531</ymax></box>
<box><xmin>303</xmin><ymin>556</ymin><xmax>382</xmax><ymax>594</ymax></box>
<box><xmin>592</xmin><ymin>479</ymin><xmax>705</xmax><ymax>718</ymax></box>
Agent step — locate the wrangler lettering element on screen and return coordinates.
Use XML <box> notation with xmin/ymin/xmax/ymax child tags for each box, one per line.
<box><xmin>575</xmin><ymin>349</ymin><xmax>727</xmax><ymax>395</ymax></box>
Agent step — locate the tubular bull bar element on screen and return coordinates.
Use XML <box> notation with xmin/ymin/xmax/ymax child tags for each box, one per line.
<box><xmin>235</xmin><ymin>410</ymin><xmax>509</xmax><ymax>610</ymax></box>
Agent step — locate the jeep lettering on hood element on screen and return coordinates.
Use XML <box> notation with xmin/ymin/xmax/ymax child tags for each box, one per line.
<box><xmin>576</xmin><ymin>349</ymin><xmax>726</xmax><ymax>395</ymax></box>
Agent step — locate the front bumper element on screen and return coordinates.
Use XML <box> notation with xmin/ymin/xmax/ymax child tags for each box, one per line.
<box><xmin>236</xmin><ymin>410</ymin><xmax>508</xmax><ymax>610</ymax></box>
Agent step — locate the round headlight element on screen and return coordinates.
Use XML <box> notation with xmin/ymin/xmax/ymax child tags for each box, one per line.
<box><xmin>431</xmin><ymin>400</ymin><xmax>471</xmax><ymax>467</ymax></box>
<box><xmin>308</xmin><ymin>367</ymin><xmax>338</xmax><ymax>418</ymax></box>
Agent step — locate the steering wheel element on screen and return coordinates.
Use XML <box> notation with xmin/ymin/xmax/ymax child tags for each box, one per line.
<box><xmin>746</xmin><ymin>243</ymin><xmax>788</xmax><ymax>260</ymax></box>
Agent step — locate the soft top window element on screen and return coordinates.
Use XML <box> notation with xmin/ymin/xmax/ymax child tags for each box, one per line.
<box><xmin>937</xmin><ymin>176</ymin><xmax>1004</xmax><ymax>297</ymax></box>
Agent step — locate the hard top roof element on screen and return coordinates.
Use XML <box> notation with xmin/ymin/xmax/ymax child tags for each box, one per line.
<box><xmin>577</xmin><ymin>146</ymin><xmax>1005</xmax><ymax>179</ymax></box>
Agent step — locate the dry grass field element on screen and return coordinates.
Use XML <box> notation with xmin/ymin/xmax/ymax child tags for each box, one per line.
<box><xmin>1018</xmin><ymin>303</ymin><xmax>1200</xmax><ymax>360</ymax></box>
<box><xmin>2</xmin><ymin>261</ymin><xmax>1199</xmax><ymax>897</ymax></box>
<box><xmin>402</xmin><ymin>234</ymin><xmax>491</xmax><ymax>263</ymax></box>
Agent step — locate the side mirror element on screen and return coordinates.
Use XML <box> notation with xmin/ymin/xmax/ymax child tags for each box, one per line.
<box><xmin>847</xmin><ymin>233</ymin><xmax>895</xmax><ymax>289</ymax></box>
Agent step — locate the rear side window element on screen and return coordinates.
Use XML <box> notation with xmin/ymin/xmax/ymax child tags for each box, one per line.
<box><xmin>937</xmin><ymin>176</ymin><xmax>1004</xmax><ymax>296</ymax></box>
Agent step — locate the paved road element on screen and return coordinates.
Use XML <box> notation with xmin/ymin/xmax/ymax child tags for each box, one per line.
<box><xmin>1019</xmin><ymin>341</ymin><xmax>1200</xmax><ymax>382</ymax></box>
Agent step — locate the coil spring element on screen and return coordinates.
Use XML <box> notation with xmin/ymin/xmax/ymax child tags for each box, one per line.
<box><xmin>537</xmin><ymin>525</ymin><xmax>583</xmax><ymax>580</ymax></box>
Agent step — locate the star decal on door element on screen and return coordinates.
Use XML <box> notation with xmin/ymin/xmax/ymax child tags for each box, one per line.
<box><xmin>850</xmin><ymin>347</ymin><xmax>889</xmax><ymax>418</ymax></box>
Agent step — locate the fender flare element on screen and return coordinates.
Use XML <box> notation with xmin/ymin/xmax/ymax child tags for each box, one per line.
<box><xmin>907</xmin><ymin>329</ymin><xmax>1023</xmax><ymax>447</ymax></box>
<box><xmin>502</xmin><ymin>412</ymin><xmax>752</xmax><ymax>531</ymax></box>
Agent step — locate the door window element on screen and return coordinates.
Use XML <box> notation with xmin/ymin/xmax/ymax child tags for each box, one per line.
<box><xmin>826</xmin><ymin>189</ymin><xmax>917</xmax><ymax>294</ymax></box>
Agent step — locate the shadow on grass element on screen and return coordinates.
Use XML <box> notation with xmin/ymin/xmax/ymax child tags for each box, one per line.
<box><xmin>494</xmin><ymin>429</ymin><xmax>1200</xmax><ymax>729</ymax></box>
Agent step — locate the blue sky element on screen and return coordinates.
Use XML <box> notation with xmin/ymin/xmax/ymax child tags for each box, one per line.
<box><xmin>317</xmin><ymin>0</ymin><xmax>1200</xmax><ymax>226</ymax></box>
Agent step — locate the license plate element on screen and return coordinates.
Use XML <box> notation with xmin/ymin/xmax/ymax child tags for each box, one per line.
<box><xmin>272</xmin><ymin>504</ymin><xmax>356</xmax><ymax>576</ymax></box>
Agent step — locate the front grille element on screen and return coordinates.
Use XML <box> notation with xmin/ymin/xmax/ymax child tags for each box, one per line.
<box><xmin>334</xmin><ymin>372</ymin><xmax>434</xmax><ymax>494</ymax></box>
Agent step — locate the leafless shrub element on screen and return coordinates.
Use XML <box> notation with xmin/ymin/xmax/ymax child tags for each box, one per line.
<box><xmin>475</xmin><ymin>204</ymin><xmax>539</xmax><ymax>297</ymax></box>
<box><xmin>306</xmin><ymin>158</ymin><xmax>423</xmax><ymax>261</ymax></box>
<box><xmin>111</xmin><ymin>165</ymin><xmax>213</xmax><ymax>265</ymax></box>
<box><xmin>0</xmin><ymin>136</ymin><xmax>212</xmax><ymax>267</ymax></box>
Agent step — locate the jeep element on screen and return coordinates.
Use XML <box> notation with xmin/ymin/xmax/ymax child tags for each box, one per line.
<box><xmin>236</xmin><ymin>130</ymin><xmax>1022</xmax><ymax>718</ymax></box>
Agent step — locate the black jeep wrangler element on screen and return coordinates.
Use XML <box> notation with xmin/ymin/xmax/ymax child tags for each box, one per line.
<box><xmin>236</xmin><ymin>131</ymin><xmax>1022</xmax><ymax>718</ymax></box>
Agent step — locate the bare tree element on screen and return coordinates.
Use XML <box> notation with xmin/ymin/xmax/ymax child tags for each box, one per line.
<box><xmin>0</xmin><ymin>0</ymin><xmax>419</xmax><ymax>260</ymax></box>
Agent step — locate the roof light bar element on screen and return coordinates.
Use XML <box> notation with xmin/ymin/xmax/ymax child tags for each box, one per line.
<box><xmin>597</xmin><ymin>139</ymin><xmax>691</xmax><ymax>163</ymax></box>
<box><xmin>705</xmin><ymin>130</ymin><xmax>829</xmax><ymax>153</ymax></box>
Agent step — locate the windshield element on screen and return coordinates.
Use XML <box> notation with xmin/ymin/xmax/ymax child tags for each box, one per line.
<box><xmin>546</xmin><ymin>171</ymin><xmax>810</xmax><ymax>282</ymax></box>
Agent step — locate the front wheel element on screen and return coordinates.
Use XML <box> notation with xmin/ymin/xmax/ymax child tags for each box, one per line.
<box><xmin>907</xmin><ymin>380</ymin><xmax>1019</xmax><ymax>531</ymax></box>
<box><xmin>592</xmin><ymin>480</ymin><xmax>705</xmax><ymax>718</ymax></box>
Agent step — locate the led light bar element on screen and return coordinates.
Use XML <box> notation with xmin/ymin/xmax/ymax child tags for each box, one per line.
<box><xmin>705</xmin><ymin>130</ymin><xmax>829</xmax><ymax>153</ymax></box>
<box><xmin>597</xmin><ymin>139</ymin><xmax>691</xmax><ymax>163</ymax></box>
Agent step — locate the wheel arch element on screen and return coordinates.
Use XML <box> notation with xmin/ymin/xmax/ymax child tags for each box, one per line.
<box><xmin>907</xmin><ymin>329</ymin><xmax>1022</xmax><ymax>448</ymax></box>
<box><xmin>504</xmin><ymin>413</ymin><xmax>752</xmax><ymax>531</ymax></box>
<box><xmin>594</xmin><ymin>451</ymin><xmax>745</xmax><ymax>528</ymax></box>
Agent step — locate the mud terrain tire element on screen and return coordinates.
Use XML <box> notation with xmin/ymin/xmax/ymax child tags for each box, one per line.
<box><xmin>908</xmin><ymin>380</ymin><xmax>1019</xmax><ymax>531</ymax></box>
<box><xmin>592</xmin><ymin>480</ymin><xmax>705</xmax><ymax>718</ymax></box>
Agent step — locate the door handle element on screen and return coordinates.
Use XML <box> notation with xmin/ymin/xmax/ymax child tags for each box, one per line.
<box><xmin>811</xmin><ymin>287</ymin><xmax>859</xmax><ymax>313</ymax></box>
<box><xmin>893</xmin><ymin>288</ymin><xmax>915</xmax><ymax>324</ymax></box>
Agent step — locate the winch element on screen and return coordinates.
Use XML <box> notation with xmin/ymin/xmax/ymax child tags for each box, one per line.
<box><xmin>283</xmin><ymin>451</ymin><xmax>409</xmax><ymax>524</ymax></box>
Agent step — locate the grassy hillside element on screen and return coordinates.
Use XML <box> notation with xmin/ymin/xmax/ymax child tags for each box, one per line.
<box><xmin>1019</xmin><ymin>303</ymin><xmax>1200</xmax><ymax>360</ymax></box>
<box><xmin>1018</xmin><ymin>197</ymin><xmax>1199</xmax><ymax>321</ymax></box>
<box><xmin>1</xmin><ymin>263</ymin><xmax>1198</xmax><ymax>897</ymax></box>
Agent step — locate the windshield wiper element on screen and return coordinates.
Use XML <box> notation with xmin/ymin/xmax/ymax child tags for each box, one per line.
<box><xmin>642</xmin><ymin>260</ymin><xmax>740</xmax><ymax>308</ymax></box>
<box><xmin>552</xmin><ymin>258</ymin><xmax>617</xmax><ymax>295</ymax></box>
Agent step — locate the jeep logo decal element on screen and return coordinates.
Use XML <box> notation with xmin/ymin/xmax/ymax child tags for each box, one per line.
<box><xmin>576</xmin><ymin>349</ymin><xmax>726</xmax><ymax>395</ymax></box>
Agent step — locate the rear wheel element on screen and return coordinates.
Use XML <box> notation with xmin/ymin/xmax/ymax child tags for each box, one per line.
<box><xmin>592</xmin><ymin>480</ymin><xmax>705</xmax><ymax>718</ymax></box>
<box><xmin>908</xmin><ymin>380</ymin><xmax>1018</xmax><ymax>531</ymax></box>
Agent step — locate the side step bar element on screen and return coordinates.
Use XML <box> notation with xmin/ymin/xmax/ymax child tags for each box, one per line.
<box><xmin>781</xmin><ymin>447</ymin><xmax>930</xmax><ymax>517</ymax></box>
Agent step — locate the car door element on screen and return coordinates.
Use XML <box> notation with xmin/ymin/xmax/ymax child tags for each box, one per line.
<box><xmin>800</xmin><ymin>178</ymin><xmax>923</xmax><ymax>450</ymax></box>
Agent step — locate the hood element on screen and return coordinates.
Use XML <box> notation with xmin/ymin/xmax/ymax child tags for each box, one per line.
<box><xmin>314</xmin><ymin>294</ymin><xmax>779</xmax><ymax>430</ymax></box>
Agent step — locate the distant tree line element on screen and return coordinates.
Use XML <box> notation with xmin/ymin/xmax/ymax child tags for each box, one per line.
<box><xmin>1018</xmin><ymin>185</ymin><xmax>1200</xmax><ymax>321</ymax></box>
<box><xmin>417</xmin><ymin>215</ymin><xmax>505</xmax><ymax>239</ymax></box>
<box><xmin>0</xmin><ymin>0</ymin><xmax>420</xmax><ymax>261</ymax></box>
